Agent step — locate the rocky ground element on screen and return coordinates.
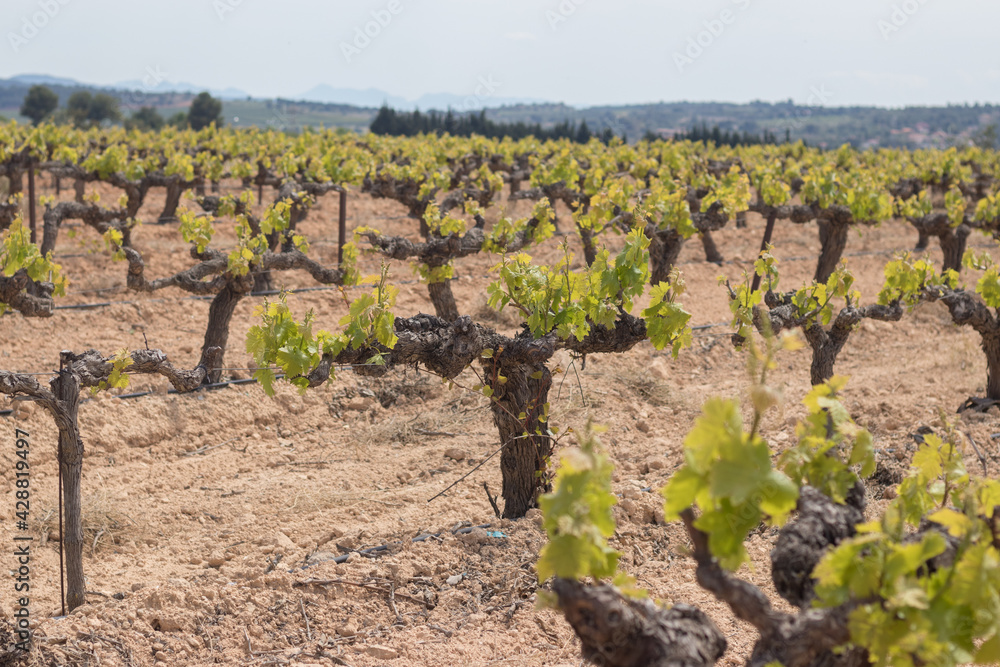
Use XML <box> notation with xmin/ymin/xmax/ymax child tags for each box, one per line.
<box><xmin>2</xmin><ymin>178</ymin><xmax>999</xmax><ymax>666</ymax></box>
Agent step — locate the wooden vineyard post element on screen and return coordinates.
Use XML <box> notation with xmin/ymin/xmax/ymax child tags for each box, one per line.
<box><xmin>338</xmin><ymin>189</ymin><xmax>347</xmax><ymax>265</ymax></box>
<box><xmin>52</xmin><ymin>351</ymin><xmax>84</xmax><ymax>612</ymax></box>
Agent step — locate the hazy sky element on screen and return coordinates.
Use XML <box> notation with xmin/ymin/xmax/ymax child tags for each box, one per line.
<box><xmin>2</xmin><ymin>0</ymin><xmax>998</xmax><ymax>108</ymax></box>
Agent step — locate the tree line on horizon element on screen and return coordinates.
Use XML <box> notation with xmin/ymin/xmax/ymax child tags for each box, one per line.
<box><xmin>668</xmin><ymin>120</ymin><xmax>788</xmax><ymax>146</ymax></box>
<box><xmin>16</xmin><ymin>84</ymin><xmax>224</xmax><ymax>131</ymax></box>
<box><xmin>369</xmin><ymin>104</ymin><xmax>802</xmax><ymax>147</ymax></box>
<box><xmin>369</xmin><ymin>104</ymin><xmax>621</xmax><ymax>143</ymax></box>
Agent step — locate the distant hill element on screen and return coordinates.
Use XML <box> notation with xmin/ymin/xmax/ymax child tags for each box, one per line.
<box><xmin>0</xmin><ymin>76</ymin><xmax>194</xmax><ymax>118</ymax></box>
<box><xmin>9</xmin><ymin>74</ymin><xmax>82</xmax><ymax>87</ymax></box>
<box><xmin>298</xmin><ymin>85</ymin><xmax>407</xmax><ymax>109</ymax></box>
<box><xmin>0</xmin><ymin>73</ymin><xmax>996</xmax><ymax>149</ymax></box>
<box><xmin>113</xmin><ymin>79</ymin><xmax>249</xmax><ymax>100</ymax></box>
<box><xmin>485</xmin><ymin>101</ymin><xmax>1000</xmax><ymax>149</ymax></box>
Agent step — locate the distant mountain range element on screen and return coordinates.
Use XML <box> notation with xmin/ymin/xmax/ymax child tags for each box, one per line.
<box><xmin>7</xmin><ymin>74</ymin><xmax>82</xmax><ymax>87</ymax></box>
<box><xmin>297</xmin><ymin>84</ymin><xmax>546</xmax><ymax>110</ymax></box>
<box><xmin>4</xmin><ymin>73</ymin><xmax>249</xmax><ymax>101</ymax></box>
<box><xmin>2</xmin><ymin>74</ymin><xmax>547</xmax><ymax>110</ymax></box>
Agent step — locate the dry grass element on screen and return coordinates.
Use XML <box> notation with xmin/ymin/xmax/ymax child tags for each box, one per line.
<box><xmin>580</xmin><ymin>361</ymin><xmax>678</xmax><ymax>410</ymax></box>
<box><xmin>36</xmin><ymin>489</ymin><xmax>148</xmax><ymax>555</ymax></box>
<box><xmin>621</xmin><ymin>374</ymin><xmax>675</xmax><ymax>408</ymax></box>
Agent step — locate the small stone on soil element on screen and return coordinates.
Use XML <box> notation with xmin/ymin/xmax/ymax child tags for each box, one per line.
<box><xmin>646</xmin><ymin>457</ymin><xmax>667</xmax><ymax>470</ymax></box>
<box><xmin>365</xmin><ymin>645</ymin><xmax>399</xmax><ymax>660</ymax></box>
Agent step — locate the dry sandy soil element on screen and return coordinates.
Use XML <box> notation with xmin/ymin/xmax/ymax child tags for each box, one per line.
<box><xmin>2</xmin><ymin>177</ymin><xmax>1000</xmax><ymax>666</ymax></box>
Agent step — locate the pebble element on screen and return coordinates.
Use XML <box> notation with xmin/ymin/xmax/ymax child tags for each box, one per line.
<box><xmin>444</xmin><ymin>448</ymin><xmax>467</xmax><ymax>461</ymax></box>
<box><xmin>446</xmin><ymin>574</ymin><xmax>463</xmax><ymax>585</ymax></box>
<box><xmin>274</xmin><ymin>532</ymin><xmax>296</xmax><ymax>552</ymax></box>
<box><xmin>646</xmin><ymin>457</ymin><xmax>667</xmax><ymax>470</ymax></box>
<box><xmin>317</xmin><ymin>528</ymin><xmax>344</xmax><ymax>545</ymax></box>
<box><xmin>649</xmin><ymin>357</ymin><xmax>670</xmax><ymax>381</ymax></box>
<box><xmin>155</xmin><ymin>616</ymin><xmax>185</xmax><ymax>632</ymax></box>
<box><xmin>337</xmin><ymin>622</ymin><xmax>358</xmax><ymax>637</ymax></box>
<box><xmin>207</xmin><ymin>553</ymin><xmax>226</xmax><ymax>568</ymax></box>
<box><xmin>365</xmin><ymin>645</ymin><xmax>399</xmax><ymax>660</ymax></box>
<box><xmin>345</xmin><ymin>397</ymin><xmax>374</xmax><ymax>411</ymax></box>
<box><xmin>12</xmin><ymin>401</ymin><xmax>34</xmax><ymax>419</ymax></box>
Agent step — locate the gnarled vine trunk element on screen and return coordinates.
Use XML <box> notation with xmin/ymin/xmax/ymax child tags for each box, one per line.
<box><xmin>984</xmin><ymin>333</ymin><xmax>1000</xmax><ymax>401</ymax></box>
<box><xmin>815</xmin><ymin>219</ymin><xmax>849</xmax><ymax>283</ymax></box>
<box><xmin>252</xmin><ymin>272</ymin><xmax>274</xmax><ymax>294</ymax></box>
<box><xmin>482</xmin><ymin>335</ymin><xmax>555</xmax><ymax>519</ymax></box>
<box><xmin>7</xmin><ymin>169</ymin><xmax>23</xmax><ymax>197</ymax></box>
<box><xmin>929</xmin><ymin>288</ymin><xmax>1000</xmax><ymax>407</ymax></box>
<box><xmin>553</xmin><ymin>579</ymin><xmax>727</xmax><ymax>667</ymax></box>
<box><xmin>159</xmin><ymin>182</ymin><xmax>183</xmax><ymax>223</ymax></box>
<box><xmin>802</xmin><ymin>322</ymin><xmax>855</xmax><ymax>386</ymax></box>
<box><xmin>650</xmin><ymin>228</ymin><xmax>685</xmax><ymax>286</ymax></box>
<box><xmin>700</xmin><ymin>230</ymin><xmax>724</xmax><ymax>265</ymax></box>
<box><xmin>200</xmin><ymin>278</ymin><xmax>252</xmax><ymax>383</ymax></box>
<box><xmin>427</xmin><ymin>280</ymin><xmax>459</xmax><ymax>321</ymax></box>
<box><xmin>915</xmin><ymin>228</ymin><xmax>930</xmax><ymax>252</ymax></box>
<box><xmin>939</xmin><ymin>224</ymin><xmax>971</xmax><ymax>274</ymax></box>
<box><xmin>553</xmin><ymin>490</ymin><xmax>872</xmax><ymax>667</ymax></box>
<box><xmin>759</xmin><ymin>294</ymin><xmax>904</xmax><ymax>386</ymax></box>
<box><xmin>579</xmin><ymin>227</ymin><xmax>598</xmax><ymax>266</ymax></box>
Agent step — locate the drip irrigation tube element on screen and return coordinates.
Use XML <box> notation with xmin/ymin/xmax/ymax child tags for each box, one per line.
<box><xmin>0</xmin><ymin>375</ymin><xmax>283</xmax><ymax>417</ymax></box>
